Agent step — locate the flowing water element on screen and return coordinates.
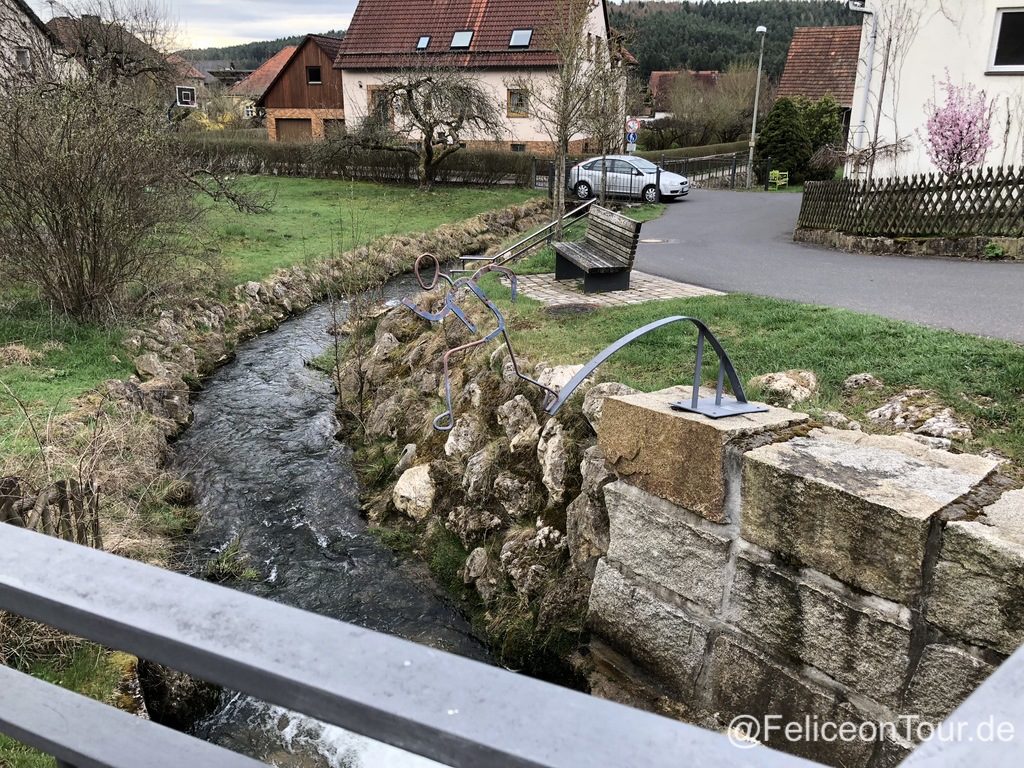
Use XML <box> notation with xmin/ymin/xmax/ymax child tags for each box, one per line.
<box><xmin>175</xmin><ymin>278</ymin><xmax>489</xmax><ymax>767</ymax></box>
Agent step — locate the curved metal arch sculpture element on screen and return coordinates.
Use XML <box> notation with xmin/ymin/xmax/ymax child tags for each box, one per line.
<box><xmin>546</xmin><ymin>316</ymin><xmax>769</xmax><ymax>420</ymax></box>
<box><xmin>402</xmin><ymin>254</ymin><xmax>558</xmax><ymax>432</ymax></box>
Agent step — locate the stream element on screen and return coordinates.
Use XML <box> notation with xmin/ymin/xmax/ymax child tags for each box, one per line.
<box><xmin>174</xmin><ymin>277</ymin><xmax>489</xmax><ymax>767</ymax></box>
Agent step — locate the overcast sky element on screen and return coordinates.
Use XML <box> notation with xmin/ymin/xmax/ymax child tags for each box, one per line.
<box><xmin>27</xmin><ymin>1</ymin><xmax>360</xmax><ymax>49</ymax></box>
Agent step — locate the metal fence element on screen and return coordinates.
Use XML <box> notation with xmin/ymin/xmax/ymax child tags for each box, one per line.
<box><xmin>1</xmin><ymin>524</ymin><xmax>1023</xmax><ymax>765</ymax></box>
<box><xmin>798</xmin><ymin>165</ymin><xmax>1024</xmax><ymax>238</ymax></box>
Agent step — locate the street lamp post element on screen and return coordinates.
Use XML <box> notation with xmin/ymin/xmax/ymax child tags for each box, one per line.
<box><xmin>747</xmin><ymin>25</ymin><xmax>768</xmax><ymax>189</ymax></box>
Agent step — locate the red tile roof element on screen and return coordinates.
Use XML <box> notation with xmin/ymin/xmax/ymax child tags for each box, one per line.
<box><xmin>334</xmin><ymin>0</ymin><xmax>580</xmax><ymax>69</ymax></box>
<box><xmin>230</xmin><ymin>46</ymin><xmax>298</xmax><ymax>98</ymax></box>
<box><xmin>777</xmin><ymin>26</ymin><xmax>862</xmax><ymax>108</ymax></box>
<box><xmin>167</xmin><ymin>53</ymin><xmax>205</xmax><ymax>82</ymax></box>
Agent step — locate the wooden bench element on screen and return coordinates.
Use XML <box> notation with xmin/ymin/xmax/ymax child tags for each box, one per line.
<box><xmin>552</xmin><ymin>206</ymin><xmax>643</xmax><ymax>293</ymax></box>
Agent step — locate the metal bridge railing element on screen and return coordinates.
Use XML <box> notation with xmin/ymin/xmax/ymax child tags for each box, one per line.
<box><xmin>0</xmin><ymin>523</ymin><xmax>814</xmax><ymax>768</ymax></box>
<box><xmin>2</xmin><ymin>523</ymin><xmax>1022</xmax><ymax>767</ymax></box>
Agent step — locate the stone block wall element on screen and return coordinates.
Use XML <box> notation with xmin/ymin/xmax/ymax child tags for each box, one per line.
<box><xmin>588</xmin><ymin>387</ymin><xmax>1020</xmax><ymax>767</ymax></box>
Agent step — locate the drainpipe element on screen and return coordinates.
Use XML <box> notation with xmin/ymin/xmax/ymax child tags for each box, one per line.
<box><xmin>849</xmin><ymin>1</ymin><xmax>877</xmax><ymax>178</ymax></box>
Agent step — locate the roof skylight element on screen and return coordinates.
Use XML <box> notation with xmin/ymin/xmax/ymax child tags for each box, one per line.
<box><xmin>417</xmin><ymin>36</ymin><xmax>430</xmax><ymax>50</ymax></box>
<box><xmin>509</xmin><ymin>29</ymin><xmax>533</xmax><ymax>48</ymax></box>
<box><xmin>450</xmin><ymin>30</ymin><xmax>473</xmax><ymax>49</ymax></box>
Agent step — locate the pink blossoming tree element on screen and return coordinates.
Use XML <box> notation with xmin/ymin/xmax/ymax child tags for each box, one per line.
<box><xmin>920</xmin><ymin>72</ymin><xmax>995</xmax><ymax>177</ymax></box>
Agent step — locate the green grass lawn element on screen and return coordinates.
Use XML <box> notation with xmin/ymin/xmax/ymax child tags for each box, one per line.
<box><xmin>205</xmin><ymin>177</ymin><xmax>541</xmax><ymax>285</ymax></box>
<box><xmin>480</xmin><ymin>279</ymin><xmax>1024</xmax><ymax>467</ymax></box>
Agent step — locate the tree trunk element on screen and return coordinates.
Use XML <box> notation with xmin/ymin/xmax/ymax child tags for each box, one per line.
<box><xmin>553</xmin><ymin>136</ymin><xmax>569</xmax><ymax>238</ymax></box>
<box><xmin>419</xmin><ymin>139</ymin><xmax>434</xmax><ymax>191</ymax></box>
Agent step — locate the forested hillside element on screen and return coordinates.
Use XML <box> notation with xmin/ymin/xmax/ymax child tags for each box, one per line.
<box><xmin>178</xmin><ymin>31</ymin><xmax>344</xmax><ymax>69</ymax></box>
<box><xmin>610</xmin><ymin>1</ymin><xmax>860</xmax><ymax>79</ymax></box>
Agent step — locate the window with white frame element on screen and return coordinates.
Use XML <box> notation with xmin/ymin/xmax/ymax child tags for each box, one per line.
<box><xmin>450</xmin><ymin>30</ymin><xmax>473</xmax><ymax>49</ymax></box>
<box><xmin>244</xmin><ymin>105</ymin><xmax>256</xmax><ymax>118</ymax></box>
<box><xmin>990</xmin><ymin>8</ymin><xmax>1024</xmax><ymax>73</ymax></box>
<box><xmin>509</xmin><ymin>29</ymin><xmax>533</xmax><ymax>48</ymax></box>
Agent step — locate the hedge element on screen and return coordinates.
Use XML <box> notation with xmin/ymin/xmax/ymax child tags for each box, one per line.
<box><xmin>181</xmin><ymin>135</ymin><xmax>537</xmax><ymax>187</ymax></box>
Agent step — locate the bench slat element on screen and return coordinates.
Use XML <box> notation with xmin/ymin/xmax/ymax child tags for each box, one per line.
<box><xmin>552</xmin><ymin>205</ymin><xmax>643</xmax><ymax>281</ymax></box>
<box><xmin>553</xmin><ymin>243</ymin><xmax>626</xmax><ymax>273</ymax></box>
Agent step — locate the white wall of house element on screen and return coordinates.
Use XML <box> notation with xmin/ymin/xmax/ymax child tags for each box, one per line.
<box><xmin>0</xmin><ymin>0</ymin><xmax>53</xmax><ymax>82</ymax></box>
<box><xmin>848</xmin><ymin>0</ymin><xmax>1024</xmax><ymax>179</ymax></box>
<box><xmin>340</xmin><ymin>0</ymin><xmax>613</xmax><ymax>152</ymax></box>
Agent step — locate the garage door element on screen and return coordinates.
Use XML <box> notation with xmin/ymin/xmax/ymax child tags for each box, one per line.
<box><xmin>276</xmin><ymin>118</ymin><xmax>312</xmax><ymax>143</ymax></box>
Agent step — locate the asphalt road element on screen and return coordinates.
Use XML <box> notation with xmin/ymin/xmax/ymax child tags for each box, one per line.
<box><xmin>635</xmin><ymin>190</ymin><xmax>1024</xmax><ymax>344</ymax></box>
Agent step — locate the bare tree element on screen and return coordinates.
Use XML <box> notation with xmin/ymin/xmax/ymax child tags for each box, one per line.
<box><xmin>507</xmin><ymin>0</ymin><xmax>610</xmax><ymax>234</ymax></box>
<box><xmin>351</xmin><ymin>67</ymin><xmax>505</xmax><ymax>190</ymax></box>
<box><xmin>581</xmin><ymin>37</ymin><xmax>628</xmax><ymax>204</ymax></box>
<box><xmin>0</xmin><ymin>2</ymin><xmax>263</xmax><ymax>325</ymax></box>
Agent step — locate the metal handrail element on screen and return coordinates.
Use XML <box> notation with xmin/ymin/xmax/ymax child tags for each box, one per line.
<box><xmin>0</xmin><ymin>524</ymin><xmax>817</xmax><ymax>768</ymax></box>
<box><xmin>453</xmin><ymin>199</ymin><xmax>595</xmax><ymax>274</ymax></box>
<box><xmin>545</xmin><ymin>316</ymin><xmax>769</xmax><ymax>420</ymax></box>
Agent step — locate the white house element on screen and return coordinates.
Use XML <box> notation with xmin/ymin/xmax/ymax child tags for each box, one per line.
<box><xmin>0</xmin><ymin>0</ymin><xmax>63</xmax><ymax>83</ymax></box>
<box><xmin>847</xmin><ymin>0</ymin><xmax>1024</xmax><ymax>178</ymax></box>
<box><xmin>333</xmin><ymin>0</ymin><xmax>617</xmax><ymax>154</ymax></box>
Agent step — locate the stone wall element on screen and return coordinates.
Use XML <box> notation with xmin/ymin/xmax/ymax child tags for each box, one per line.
<box><xmin>587</xmin><ymin>385</ymin><xmax>1021</xmax><ymax>766</ymax></box>
<box><xmin>793</xmin><ymin>227</ymin><xmax>1024</xmax><ymax>261</ymax></box>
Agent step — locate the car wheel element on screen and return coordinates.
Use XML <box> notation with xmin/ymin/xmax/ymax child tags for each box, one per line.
<box><xmin>574</xmin><ymin>181</ymin><xmax>592</xmax><ymax>200</ymax></box>
<box><xmin>642</xmin><ymin>184</ymin><xmax>660</xmax><ymax>203</ymax></box>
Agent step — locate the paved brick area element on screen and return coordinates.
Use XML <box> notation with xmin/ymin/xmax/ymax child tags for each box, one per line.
<box><xmin>505</xmin><ymin>271</ymin><xmax>724</xmax><ymax>308</ymax></box>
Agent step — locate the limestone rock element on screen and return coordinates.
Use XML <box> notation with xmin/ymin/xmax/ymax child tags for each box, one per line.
<box><xmin>930</xmin><ymin>489</ymin><xmax>1024</xmax><ymax>654</ymax></box>
<box><xmin>493</xmin><ymin>472</ymin><xmax>539</xmax><ymax>519</ymax></box>
<box><xmin>370</xmin><ymin>332</ymin><xmax>400</xmax><ymax>359</ymax></box>
<box><xmin>915</xmin><ymin>408</ymin><xmax>972</xmax><ymax>441</ymax></box>
<box><xmin>537</xmin><ymin>418</ymin><xmax>569</xmax><ymax>505</ymax></box>
<box><xmin>748</xmin><ymin>369</ymin><xmax>818</xmax><ymax>405</ymax></box>
<box><xmin>566</xmin><ymin>491</ymin><xmax>609</xmax><ymax>571</ymax></box>
<box><xmin>579</xmin><ymin>445</ymin><xmax>614</xmax><ymax>497</ymax></box>
<box><xmin>821</xmin><ymin>410</ymin><xmax>861</xmax><ymax>431</ymax></box>
<box><xmin>462</xmin><ymin>444</ymin><xmax>497</xmax><ymax>501</ymax></box>
<box><xmin>742</xmin><ymin>427</ymin><xmax>999</xmax><ymax>602</ymax></box>
<box><xmin>535</xmin><ymin>363</ymin><xmax>585</xmax><ymax>392</ymax></box>
<box><xmin>447</xmin><ymin>506</ymin><xmax>505</xmax><ymax>548</ymax></box>
<box><xmin>496</xmin><ymin>395</ymin><xmax>541</xmax><ymax>455</ymax></box>
<box><xmin>133</xmin><ymin>352</ymin><xmax>168</xmax><ymax>380</ymax></box>
<box><xmin>392</xmin><ymin>444</ymin><xmax>417</xmax><ymax>476</ymax></box>
<box><xmin>582</xmin><ymin>382</ymin><xmax>637</xmax><ymax>433</ymax></box>
<box><xmin>243</xmin><ymin>281</ymin><xmax>262</xmax><ymax>299</ymax></box>
<box><xmin>843</xmin><ymin>372</ymin><xmax>883</xmax><ymax>392</ymax></box>
<box><xmin>139</xmin><ymin>378</ymin><xmax>192</xmax><ymax>431</ymax></box>
<box><xmin>462</xmin><ymin>546</ymin><xmax>505</xmax><ymax>603</ymax></box>
<box><xmin>867</xmin><ymin>389</ymin><xmax>940</xmax><ymax>429</ymax></box>
<box><xmin>392</xmin><ymin>464</ymin><xmax>435</xmax><ymax>521</ymax></box>
<box><xmin>444</xmin><ymin>415</ymin><xmax>484</xmax><ymax>459</ymax></box>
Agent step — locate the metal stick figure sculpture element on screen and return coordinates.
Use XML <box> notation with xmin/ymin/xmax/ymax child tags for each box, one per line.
<box><xmin>403</xmin><ymin>254</ymin><xmax>558</xmax><ymax>431</ymax></box>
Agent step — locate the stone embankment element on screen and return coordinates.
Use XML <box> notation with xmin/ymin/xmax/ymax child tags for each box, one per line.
<box><xmin>16</xmin><ymin>198</ymin><xmax>547</xmax><ymax>562</ymax></box>
<box><xmin>347</xmin><ymin>303</ymin><xmax>1023</xmax><ymax>767</ymax></box>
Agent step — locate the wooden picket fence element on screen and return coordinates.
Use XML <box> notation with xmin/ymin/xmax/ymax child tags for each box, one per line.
<box><xmin>798</xmin><ymin>166</ymin><xmax>1024</xmax><ymax>238</ymax></box>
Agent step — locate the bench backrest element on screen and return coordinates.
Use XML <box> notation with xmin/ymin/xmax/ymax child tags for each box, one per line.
<box><xmin>583</xmin><ymin>206</ymin><xmax>643</xmax><ymax>269</ymax></box>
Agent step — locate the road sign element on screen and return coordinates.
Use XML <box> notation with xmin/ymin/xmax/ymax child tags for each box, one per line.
<box><xmin>626</xmin><ymin>132</ymin><xmax>638</xmax><ymax>144</ymax></box>
<box><xmin>626</xmin><ymin>143</ymin><xmax>637</xmax><ymax>153</ymax></box>
<box><xmin>626</xmin><ymin>117</ymin><xmax>640</xmax><ymax>133</ymax></box>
